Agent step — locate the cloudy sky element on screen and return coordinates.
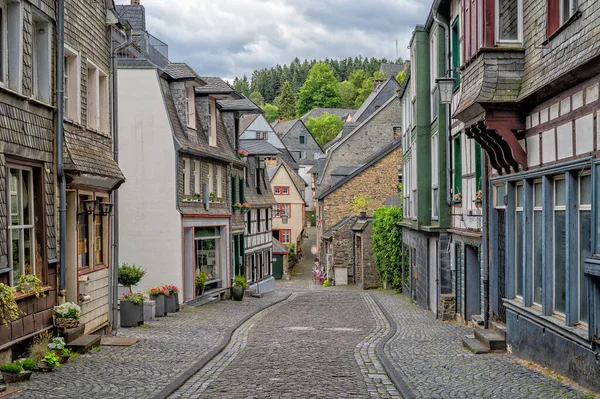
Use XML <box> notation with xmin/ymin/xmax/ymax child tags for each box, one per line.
<box><xmin>115</xmin><ymin>0</ymin><xmax>431</xmax><ymax>82</ymax></box>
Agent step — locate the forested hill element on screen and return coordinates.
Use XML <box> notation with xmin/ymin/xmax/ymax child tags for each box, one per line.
<box><xmin>232</xmin><ymin>56</ymin><xmax>399</xmax><ymax>104</ymax></box>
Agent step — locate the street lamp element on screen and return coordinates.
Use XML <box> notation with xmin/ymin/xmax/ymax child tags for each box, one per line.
<box><xmin>436</xmin><ymin>76</ymin><xmax>455</xmax><ymax>105</ymax></box>
<box><xmin>100</xmin><ymin>202</ymin><xmax>114</xmax><ymax>216</ymax></box>
<box><xmin>83</xmin><ymin>199</ymin><xmax>97</xmax><ymax>215</ymax></box>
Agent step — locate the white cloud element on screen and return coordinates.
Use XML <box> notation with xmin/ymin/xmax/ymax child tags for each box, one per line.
<box><xmin>115</xmin><ymin>0</ymin><xmax>430</xmax><ymax>81</ymax></box>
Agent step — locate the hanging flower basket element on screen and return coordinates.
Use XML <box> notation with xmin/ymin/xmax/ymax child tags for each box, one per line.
<box><xmin>241</xmin><ymin>202</ymin><xmax>251</xmax><ymax>212</ymax></box>
<box><xmin>233</xmin><ymin>202</ymin><xmax>243</xmax><ymax>211</ymax></box>
<box><xmin>236</xmin><ymin>149</ymin><xmax>248</xmax><ymax>158</ymax></box>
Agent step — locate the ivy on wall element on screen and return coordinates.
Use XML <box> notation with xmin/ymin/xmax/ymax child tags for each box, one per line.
<box><xmin>372</xmin><ymin>204</ymin><xmax>405</xmax><ymax>292</ymax></box>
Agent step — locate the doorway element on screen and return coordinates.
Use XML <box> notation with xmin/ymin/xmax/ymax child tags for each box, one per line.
<box><xmin>465</xmin><ymin>245</ymin><xmax>481</xmax><ymax>320</ymax></box>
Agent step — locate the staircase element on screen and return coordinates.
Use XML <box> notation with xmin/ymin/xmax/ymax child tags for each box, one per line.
<box><xmin>59</xmin><ymin>324</ymin><xmax>102</xmax><ymax>354</ymax></box>
<box><xmin>462</xmin><ymin>316</ymin><xmax>506</xmax><ymax>354</ymax></box>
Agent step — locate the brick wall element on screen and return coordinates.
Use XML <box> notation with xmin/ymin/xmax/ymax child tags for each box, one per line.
<box><xmin>358</xmin><ymin>223</ymin><xmax>380</xmax><ymax>289</ymax></box>
<box><xmin>332</xmin><ymin>222</ymin><xmax>354</xmax><ymax>271</ymax></box>
<box><xmin>323</xmin><ymin>148</ymin><xmax>401</xmax><ymax>232</ymax></box>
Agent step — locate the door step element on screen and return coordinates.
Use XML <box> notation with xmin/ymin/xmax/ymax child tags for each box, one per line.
<box><xmin>474</xmin><ymin>328</ymin><xmax>507</xmax><ymax>351</ymax></box>
<box><xmin>67</xmin><ymin>334</ymin><xmax>102</xmax><ymax>354</ymax></box>
<box><xmin>57</xmin><ymin>324</ymin><xmax>85</xmax><ymax>344</ymax></box>
<box><xmin>462</xmin><ymin>335</ymin><xmax>489</xmax><ymax>354</ymax></box>
<box><xmin>491</xmin><ymin>321</ymin><xmax>507</xmax><ymax>340</ymax></box>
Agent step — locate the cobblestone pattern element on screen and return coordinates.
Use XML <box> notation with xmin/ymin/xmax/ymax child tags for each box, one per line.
<box><xmin>170</xmin><ymin>293</ymin><xmax>298</xmax><ymax>398</ymax></box>
<box><xmin>357</xmin><ymin>294</ymin><xmax>401</xmax><ymax>399</ymax></box>
<box><xmin>373</xmin><ymin>291</ymin><xmax>592</xmax><ymax>399</ymax></box>
<box><xmin>9</xmin><ymin>292</ymin><xmax>289</xmax><ymax>399</ymax></box>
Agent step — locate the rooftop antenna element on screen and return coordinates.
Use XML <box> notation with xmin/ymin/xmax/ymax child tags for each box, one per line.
<box><xmin>396</xmin><ymin>40</ymin><xmax>398</xmax><ymax>62</ymax></box>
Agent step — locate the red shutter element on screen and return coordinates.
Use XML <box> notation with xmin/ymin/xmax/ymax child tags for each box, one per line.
<box><xmin>483</xmin><ymin>0</ymin><xmax>495</xmax><ymax>47</ymax></box>
<box><xmin>547</xmin><ymin>0</ymin><xmax>560</xmax><ymax>37</ymax></box>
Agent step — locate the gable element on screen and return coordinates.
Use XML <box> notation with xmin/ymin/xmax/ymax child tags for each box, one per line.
<box><xmin>240</xmin><ymin>114</ymin><xmax>287</xmax><ymax>149</ymax></box>
<box><xmin>271</xmin><ymin>165</ymin><xmax>305</xmax><ymax>204</ymax></box>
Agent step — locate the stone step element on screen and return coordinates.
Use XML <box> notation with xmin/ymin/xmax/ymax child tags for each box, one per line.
<box><xmin>185</xmin><ymin>295</ymin><xmax>219</xmax><ymax>308</ymax></box>
<box><xmin>474</xmin><ymin>328</ymin><xmax>507</xmax><ymax>351</ymax></box>
<box><xmin>462</xmin><ymin>335</ymin><xmax>489</xmax><ymax>354</ymax></box>
<box><xmin>57</xmin><ymin>324</ymin><xmax>85</xmax><ymax>344</ymax></box>
<box><xmin>491</xmin><ymin>321</ymin><xmax>507</xmax><ymax>340</ymax></box>
<box><xmin>251</xmin><ymin>292</ymin><xmax>264</xmax><ymax>298</ymax></box>
<box><xmin>471</xmin><ymin>315</ymin><xmax>484</xmax><ymax>327</ymax></box>
<box><xmin>67</xmin><ymin>334</ymin><xmax>101</xmax><ymax>354</ymax></box>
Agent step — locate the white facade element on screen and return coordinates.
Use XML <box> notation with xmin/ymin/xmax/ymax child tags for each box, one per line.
<box><xmin>117</xmin><ymin>68</ymin><xmax>183</xmax><ymax>298</ymax></box>
<box><xmin>240</xmin><ymin>115</ymin><xmax>287</xmax><ymax>149</ymax></box>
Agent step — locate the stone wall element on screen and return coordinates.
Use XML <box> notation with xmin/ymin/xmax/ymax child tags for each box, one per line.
<box><xmin>332</xmin><ymin>221</ymin><xmax>354</xmax><ymax>273</ymax></box>
<box><xmin>323</xmin><ymin>148</ymin><xmax>401</xmax><ymax>232</ymax></box>
<box><xmin>402</xmin><ymin>229</ymin><xmax>428</xmax><ymax>309</ymax></box>
<box><xmin>280</xmin><ymin>121</ymin><xmax>322</xmax><ymax>166</ymax></box>
<box><xmin>356</xmin><ymin>223</ymin><xmax>380</xmax><ymax>289</ymax></box>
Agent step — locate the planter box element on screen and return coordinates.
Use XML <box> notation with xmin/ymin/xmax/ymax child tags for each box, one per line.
<box><xmin>165</xmin><ymin>294</ymin><xmax>177</xmax><ymax>314</ymax></box>
<box><xmin>232</xmin><ymin>286</ymin><xmax>245</xmax><ymax>301</ymax></box>
<box><xmin>150</xmin><ymin>295</ymin><xmax>166</xmax><ymax>317</ymax></box>
<box><xmin>2</xmin><ymin>371</ymin><xmax>32</xmax><ymax>383</ymax></box>
<box><xmin>120</xmin><ymin>300</ymin><xmax>144</xmax><ymax>327</ymax></box>
<box><xmin>174</xmin><ymin>292</ymin><xmax>180</xmax><ymax>312</ymax></box>
<box><xmin>143</xmin><ymin>301</ymin><xmax>155</xmax><ymax>322</ymax></box>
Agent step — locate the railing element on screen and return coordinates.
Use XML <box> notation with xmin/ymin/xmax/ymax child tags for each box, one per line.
<box><xmin>112</xmin><ymin>27</ymin><xmax>169</xmax><ymax>69</ymax></box>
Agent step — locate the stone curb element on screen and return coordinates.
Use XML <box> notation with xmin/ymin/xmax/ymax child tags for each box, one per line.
<box><xmin>370</xmin><ymin>293</ymin><xmax>416</xmax><ymax>399</ymax></box>
<box><xmin>153</xmin><ymin>293</ymin><xmax>293</xmax><ymax>399</ymax></box>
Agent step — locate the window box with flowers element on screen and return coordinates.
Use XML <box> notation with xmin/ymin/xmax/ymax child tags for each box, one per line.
<box><xmin>473</xmin><ymin>189</ymin><xmax>483</xmax><ymax>209</ymax></box>
<box><xmin>233</xmin><ymin>202</ymin><xmax>243</xmax><ymax>212</ymax></box>
<box><xmin>53</xmin><ymin>302</ymin><xmax>81</xmax><ymax>329</ymax></box>
<box><xmin>453</xmin><ymin>190</ymin><xmax>462</xmax><ymax>204</ymax></box>
<box><xmin>209</xmin><ymin>192</ymin><xmax>225</xmax><ymax>204</ymax></box>
<box><xmin>241</xmin><ymin>202</ymin><xmax>251</xmax><ymax>212</ymax></box>
<box><xmin>236</xmin><ymin>149</ymin><xmax>248</xmax><ymax>158</ymax></box>
<box><xmin>148</xmin><ymin>287</ymin><xmax>167</xmax><ymax>317</ymax></box>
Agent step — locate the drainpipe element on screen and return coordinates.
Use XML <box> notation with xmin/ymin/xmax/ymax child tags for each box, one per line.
<box><xmin>482</xmin><ymin>153</ymin><xmax>490</xmax><ymax>329</ymax></box>
<box><xmin>432</xmin><ymin>12</ymin><xmax>452</xmax><ymax>207</ymax></box>
<box><xmin>57</xmin><ymin>0</ymin><xmax>66</xmax><ymax>292</ymax></box>
<box><xmin>110</xmin><ymin>24</ymin><xmax>133</xmax><ymax>333</ymax></box>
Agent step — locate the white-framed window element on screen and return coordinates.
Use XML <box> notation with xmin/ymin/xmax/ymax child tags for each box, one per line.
<box><xmin>560</xmin><ymin>0</ymin><xmax>578</xmax><ymax>25</ymax></box>
<box><xmin>272</xmin><ymin>204</ymin><xmax>280</xmax><ymax>218</ymax></box>
<box><xmin>64</xmin><ymin>45</ymin><xmax>81</xmax><ymax>122</ymax></box>
<box><xmin>554</xmin><ymin>176</ymin><xmax>566</xmax><ymax>316</ymax></box>
<box><xmin>3</xmin><ymin>0</ymin><xmax>23</xmax><ymax>92</ymax></box>
<box><xmin>301</xmin><ymin>151</ymin><xmax>307</xmax><ymax>159</ymax></box>
<box><xmin>77</xmin><ymin>192</ymin><xmax>110</xmax><ymax>269</ymax></box>
<box><xmin>532</xmin><ymin>180</ymin><xmax>543</xmax><ymax>306</ymax></box>
<box><xmin>216</xmin><ymin>165</ymin><xmax>222</xmax><ymax>197</ymax></box>
<box><xmin>578</xmin><ymin>172</ymin><xmax>591</xmax><ymax>324</ymax></box>
<box><xmin>183</xmin><ymin>158</ymin><xmax>190</xmax><ymax>196</ymax></box>
<box><xmin>515</xmin><ymin>182</ymin><xmax>524</xmax><ymax>298</ymax></box>
<box><xmin>281</xmin><ymin>230</ymin><xmax>291</xmax><ymax>244</ymax></box>
<box><xmin>431</xmin><ymin>134</ymin><xmax>439</xmax><ymax>220</ymax></box>
<box><xmin>313</xmin><ymin>153</ymin><xmax>320</xmax><ymax>160</ymax></box>
<box><xmin>32</xmin><ymin>11</ymin><xmax>51</xmax><ymax>103</ymax></box>
<box><xmin>8</xmin><ymin>164</ymin><xmax>35</xmax><ymax>285</ymax></box>
<box><xmin>186</xmin><ymin>84</ymin><xmax>196</xmax><ymax>129</ymax></box>
<box><xmin>430</xmin><ymin>26</ymin><xmax>438</xmax><ymax>122</ymax></box>
<box><xmin>193</xmin><ymin>160</ymin><xmax>201</xmax><ymax>196</ymax></box>
<box><xmin>495</xmin><ymin>0</ymin><xmax>523</xmax><ymax>43</ymax></box>
<box><xmin>86</xmin><ymin>61</ymin><xmax>108</xmax><ymax>133</ymax></box>
<box><xmin>209</xmin><ymin>99</ymin><xmax>217</xmax><ymax>147</ymax></box>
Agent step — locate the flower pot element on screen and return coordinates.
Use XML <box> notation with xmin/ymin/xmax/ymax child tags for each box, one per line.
<box><xmin>120</xmin><ymin>300</ymin><xmax>144</xmax><ymax>327</ymax></box>
<box><xmin>232</xmin><ymin>286</ymin><xmax>245</xmax><ymax>301</ymax></box>
<box><xmin>196</xmin><ymin>285</ymin><xmax>205</xmax><ymax>297</ymax></box>
<box><xmin>59</xmin><ymin>355</ymin><xmax>70</xmax><ymax>364</ymax></box>
<box><xmin>165</xmin><ymin>294</ymin><xmax>177</xmax><ymax>314</ymax></box>
<box><xmin>2</xmin><ymin>371</ymin><xmax>32</xmax><ymax>383</ymax></box>
<box><xmin>36</xmin><ymin>363</ymin><xmax>55</xmax><ymax>373</ymax></box>
<box><xmin>150</xmin><ymin>294</ymin><xmax>166</xmax><ymax>317</ymax></box>
<box><xmin>54</xmin><ymin>318</ymin><xmax>80</xmax><ymax>329</ymax></box>
<box><xmin>143</xmin><ymin>300</ymin><xmax>155</xmax><ymax>322</ymax></box>
<box><xmin>174</xmin><ymin>293</ymin><xmax>180</xmax><ymax>312</ymax></box>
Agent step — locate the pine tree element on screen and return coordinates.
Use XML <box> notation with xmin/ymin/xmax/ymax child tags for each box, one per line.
<box><xmin>296</xmin><ymin>63</ymin><xmax>342</xmax><ymax>116</ymax></box>
<box><xmin>279</xmin><ymin>81</ymin><xmax>297</xmax><ymax>120</ymax></box>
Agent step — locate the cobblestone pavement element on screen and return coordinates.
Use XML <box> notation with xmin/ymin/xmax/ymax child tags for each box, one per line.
<box><xmin>9</xmin><ymin>291</ymin><xmax>288</xmax><ymax>399</ymax></box>
<box><xmin>372</xmin><ymin>291</ymin><xmax>593</xmax><ymax>399</ymax></box>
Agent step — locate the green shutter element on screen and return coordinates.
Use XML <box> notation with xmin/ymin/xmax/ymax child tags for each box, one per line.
<box><xmin>475</xmin><ymin>142</ymin><xmax>482</xmax><ymax>193</ymax></box>
<box><xmin>240</xmin><ymin>178</ymin><xmax>245</xmax><ymax>203</ymax></box>
<box><xmin>231</xmin><ymin>176</ymin><xmax>237</xmax><ymax>207</ymax></box>
<box><xmin>454</xmin><ymin>136</ymin><xmax>462</xmax><ymax>200</ymax></box>
<box><xmin>451</xmin><ymin>18</ymin><xmax>460</xmax><ymax>89</ymax></box>
<box><xmin>240</xmin><ymin>234</ymin><xmax>245</xmax><ymax>276</ymax></box>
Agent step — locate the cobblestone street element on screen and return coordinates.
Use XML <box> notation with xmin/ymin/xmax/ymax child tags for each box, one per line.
<box><xmin>7</xmin><ymin>228</ymin><xmax>597</xmax><ymax>398</ymax></box>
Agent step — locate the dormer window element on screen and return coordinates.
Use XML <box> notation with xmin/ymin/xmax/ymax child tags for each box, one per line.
<box><xmin>208</xmin><ymin>99</ymin><xmax>217</xmax><ymax>147</ymax></box>
<box><xmin>186</xmin><ymin>84</ymin><xmax>196</xmax><ymax>129</ymax></box>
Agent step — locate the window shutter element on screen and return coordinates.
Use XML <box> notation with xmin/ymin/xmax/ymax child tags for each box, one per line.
<box><xmin>232</xmin><ymin>176</ymin><xmax>237</xmax><ymax>205</ymax></box>
<box><xmin>547</xmin><ymin>0</ymin><xmax>560</xmax><ymax>37</ymax></box>
<box><xmin>240</xmin><ymin>178</ymin><xmax>245</xmax><ymax>203</ymax></box>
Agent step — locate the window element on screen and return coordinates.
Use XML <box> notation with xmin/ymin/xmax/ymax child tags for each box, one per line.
<box><xmin>273</xmin><ymin>204</ymin><xmax>290</xmax><ymax>218</ymax></box>
<box><xmin>194</xmin><ymin>161</ymin><xmax>201</xmax><ymax>196</ymax></box>
<box><xmin>453</xmin><ymin>136</ymin><xmax>462</xmax><ymax>200</ymax></box>
<box><xmin>209</xmin><ymin>99</ymin><xmax>217</xmax><ymax>147</ymax></box>
<box><xmin>195</xmin><ymin>227</ymin><xmax>221</xmax><ymax>281</ymax></box>
<box><xmin>208</xmin><ymin>164</ymin><xmax>213</xmax><ymax>196</ymax></box>
<box><xmin>231</xmin><ymin>175</ymin><xmax>237</xmax><ymax>205</ymax></box>
<box><xmin>239</xmin><ymin>177</ymin><xmax>245</xmax><ymax>203</ymax></box>
<box><xmin>283</xmin><ymin>187</ymin><xmax>289</xmax><ymax>195</ymax></box>
<box><xmin>274</xmin><ymin>186</ymin><xmax>289</xmax><ymax>195</ymax></box>
<box><xmin>515</xmin><ymin>183</ymin><xmax>524</xmax><ymax>298</ymax></box>
<box><xmin>554</xmin><ymin>176</ymin><xmax>566</xmax><ymax>315</ymax></box>
<box><xmin>430</xmin><ymin>27</ymin><xmax>438</xmax><ymax>122</ymax></box>
<box><xmin>431</xmin><ymin>134</ymin><xmax>439</xmax><ymax>219</ymax></box>
<box><xmin>216</xmin><ymin>165</ymin><xmax>222</xmax><ymax>198</ymax></box>
<box><xmin>533</xmin><ymin>181</ymin><xmax>543</xmax><ymax>306</ymax></box>
<box><xmin>266</xmin><ymin>208</ymin><xmax>271</xmax><ymax>230</ymax></box>
<box><xmin>451</xmin><ymin>17</ymin><xmax>460</xmax><ymax>89</ymax></box>
<box><xmin>496</xmin><ymin>0</ymin><xmax>522</xmax><ymax>43</ymax></box>
<box><xmin>411</xmin><ymin>140</ymin><xmax>417</xmax><ymax>219</ymax></box>
<box><xmin>32</xmin><ymin>12</ymin><xmax>51</xmax><ymax>102</ymax></box>
<box><xmin>299</xmin><ymin>135</ymin><xmax>306</xmax><ymax>145</ymax></box>
<box><xmin>86</xmin><ymin>62</ymin><xmax>108</xmax><ymax>132</ymax></box>
<box><xmin>281</xmin><ymin>230</ymin><xmax>291</xmax><ymax>244</ymax></box>
<box><xmin>256</xmin><ymin>131</ymin><xmax>268</xmax><ymax>140</ymax></box>
<box><xmin>274</xmin><ymin>187</ymin><xmax>280</xmax><ymax>195</ymax></box>
<box><xmin>257</xmin><ymin>209</ymin><xmax>262</xmax><ymax>233</ymax></box>
<box><xmin>183</xmin><ymin>159</ymin><xmax>191</xmax><ymax>196</ymax></box>
<box><xmin>5</xmin><ymin>1</ymin><xmax>22</xmax><ymax>92</ymax></box>
<box><xmin>8</xmin><ymin>165</ymin><xmax>35</xmax><ymax>284</ymax></box>
<box><xmin>64</xmin><ymin>45</ymin><xmax>80</xmax><ymax>122</ymax></box>
<box><xmin>77</xmin><ymin>194</ymin><xmax>90</xmax><ymax>268</ymax></box>
<box><xmin>186</xmin><ymin>84</ymin><xmax>196</xmax><ymax>129</ymax></box>
<box><xmin>299</xmin><ymin>151</ymin><xmax>307</xmax><ymax>160</ymax></box>
<box><xmin>579</xmin><ymin>173</ymin><xmax>590</xmax><ymax>324</ymax></box>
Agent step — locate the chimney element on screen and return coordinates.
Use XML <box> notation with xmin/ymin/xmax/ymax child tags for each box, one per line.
<box><xmin>404</xmin><ymin>60</ymin><xmax>411</xmax><ymax>73</ymax></box>
<box><xmin>131</xmin><ymin>0</ymin><xmax>140</xmax><ymax>4</ymax></box>
<box><xmin>372</xmin><ymin>79</ymin><xmax>385</xmax><ymax>92</ymax></box>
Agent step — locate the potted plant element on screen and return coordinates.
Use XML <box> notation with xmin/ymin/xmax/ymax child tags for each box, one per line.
<box><xmin>232</xmin><ymin>275</ymin><xmax>247</xmax><ymax>301</ymax></box>
<box><xmin>48</xmin><ymin>337</ymin><xmax>71</xmax><ymax>364</ymax></box>
<box><xmin>209</xmin><ymin>192</ymin><xmax>217</xmax><ymax>202</ymax></box>
<box><xmin>0</xmin><ymin>362</ymin><xmax>32</xmax><ymax>383</ymax></box>
<box><xmin>118</xmin><ymin>263</ymin><xmax>146</xmax><ymax>294</ymax></box>
<box><xmin>38</xmin><ymin>352</ymin><xmax>60</xmax><ymax>372</ymax></box>
<box><xmin>53</xmin><ymin>302</ymin><xmax>81</xmax><ymax>328</ymax></box>
<box><xmin>473</xmin><ymin>189</ymin><xmax>483</xmax><ymax>209</ymax></box>
<box><xmin>236</xmin><ymin>149</ymin><xmax>248</xmax><ymax>158</ymax></box>
<box><xmin>164</xmin><ymin>285</ymin><xmax>179</xmax><ymax>313</ymax></box>
<box><xmin>196</xmin><ymin>271</ymin><xmax>207</xmax><ymax>297</ymax></box>
<box><xmin>0</xmin><ymin>284</ymin><xmax>20</xmax><ymax>326</ymax></box>
<box><xmin>148</xmin><ymin>287</ymin><xmax>167</xmax><ymax>317</ymax></box>
<box><xmin>17</xmin><ymin>274</ymin><xmax>46</xmax><ymax>298</ymax></box>
<box><xmin>233</xmin><ymin>202</ymin><xmax>243</xmax><ymax>211</ymax></box>
<box><xmin>453</xmin><ymin>190</ymin><xmax>462</xmax><ymax>203</ymax></box>
<box><xmin>241</xmin><ymin>202</ymin><xmax>251</xmax><ymax>212</ymax></box>
<box><xmin>17</xmin><ymin>359</ymin><xmax>37</xmax><ymax>372</ymax></box>
<box><xmin>120</xmin><ymin>292</ymin><xmax>145</xmax><ymax>327</ymax></box>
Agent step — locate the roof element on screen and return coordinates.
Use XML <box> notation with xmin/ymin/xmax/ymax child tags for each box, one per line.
<box><xmin>196</xmin><ymin>77</ymin><xmax>236</xmax><ymax>95</ymax></box>
<box><xmin>240</xmin><ymin>140</ymin><xmax>282</xmax><ymax>156</ymax></box>
<box><xmin>351</xmin><ymin>77</ymin><xmax>400</xmax><ymax>123</ymax></box>
<box><xmin>323</xmin><ymin>122</ymin><xmax>358</xmax><ymax>150</ymax></box>
<box><xmin>308</xmin><ymin>158</ymin><xmax>326</xmax><ymax>175</ymax></box>
<box><xmin>331</xmin><ymin>165</ymin><xmax>359</xmax><ymax>176</ymax></box>
<box><xmin>217</xmin><ymin>98</ymin><xmax>262</xmax><ymax>113</ymax></box>
<box><xmin>115</xmin><ymin>4</ymin><xmax>145</xmax><ymax>31</ymax></box>
<box><xmin>352</xmin><ymin>218</ymin><xmax>372</xmax><ymax>232</ymax></box>
<box><xmin>239</xmin><ymin>114</ymin><xmax>260</xmax><ymax>133</ymax></box>
<box><xmin>272</xmin><ymin>119</ymin><xmax>298</xmax><ymax>138</ymax></box>
<box><xmin>379</xmin><ymin>63</ymin><xmax>405</xmax><ymax>79</ymax></box>
<box><xmin>319</xmin><ymin>138</ymin><xmax>402</xmax><ymax>200</ymax></box>
<box><xmin>300</xmin><ymin>108</ymin><xmax>356</xmax><ymax>123</ymax></box>
<box><xmin>323</xmin><ymin>216</ymin><xmax>358</xmax><ymax>239</ymax></box>
<box><xmin>117</xmin><ymin>58</ymin><xmax>156</xmax><ymax>68</ymax></box>
<box><xmin>162</xmin><ymin>63</ymin><xmax>206</xmax><ymax>86</ymax></box>
<box><xmin>278</xmin><ymin>161</ymin><xmax>307</xmax><ymax>202</ymax></box>
<box><xmin>244</xmin><ymin>157</ymin><xmax>278</xmax><ymax>207</ymax></box>
<box><xmin>272</xmin><ymin>238</ymin><xmax>289</xmax><ymax>254</ymax></box>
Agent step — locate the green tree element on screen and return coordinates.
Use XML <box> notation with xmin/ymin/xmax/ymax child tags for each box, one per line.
<box><xmin>305</xmin><ymin>113</ymin><xmax>344</xmax><ymax>147</ymax></box>
<box><xmin>354</xmin><ymin>71</ymin><xmax>388</xmax><ymax>108</ymax></box>
<box><xmin>278</xmin><ymin>81</ymin><xmax>297</xmax><ymax>120</ymax></box>
<box><xmin>338</xmin><ymin>81</ymin><xmax>358</xmax><ymax>109</ymax></box>
<box><xmin>348</xmin><ymin>69</ymin><xmax>368</xmax><ymax>90</ymax></box>
<box><xmin>296</xmin><ymin>63</ymin><xmax>342</xmax><ymax>116</ymax></box>
<box><xmin>396</xmin><ymin>70</ymin><xmax>406</xmax><ymax>86</ymax></box>
<box><xmin>372</xmin><ymin>205</ymin><xmax>405</xmax><ymax>291</ymax></box>
<box><xmin>249</xmin><ymin>91</ymin><xmax>265</xmax><ymax>107</ymax></box>
<box><xmin>262</xmin><ymin>103</ymin><xmax>279</xmax><ymax>123</ymax></box>
<box><xmin>233</xmin><ymin>75</ymin><xmax>251</xmax><ymax>97</ymax></box>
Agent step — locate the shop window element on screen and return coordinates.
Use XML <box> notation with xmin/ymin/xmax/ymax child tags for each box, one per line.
<box><xmin>533</xmin><ymin>181</ymin><xmax>543</xmax><ymax>306</ymax></box>
<box><xmin>195</xmin><ymin>227</ymin><xmax>221</xmax><ymax>281</ymax></box>
<box><xmin>554</xmin><ymin>176</ymin><xmax>566</xmax><ymax>315</ymax></box>
<box><xmin>8</xmin><ymin>165</ymin><xmax>35</xmax><ymax>284</ymax></box>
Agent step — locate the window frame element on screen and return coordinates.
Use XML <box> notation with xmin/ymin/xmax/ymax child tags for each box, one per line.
<box><xmin>86</xmin><ymin>60</ymin><xmax>108</xmax><ymax>132</ymax></box>
<box><xmin>32</xmin><ymin>10</ymin><xmax>51</xmax><ymax>103</ymax></box>
<box><xmin>495</xmin><ymin>0</ymin><xmax>524</xmax><ymax>44</ymax></box>
<box><xmin>183</xmin><ymin>159</ymin><xmax>191</xmax><ymax>196</ymax></box>
<box><xmin>299</xmin><ymin>135</ymin><xmax>306</xmax><ymax>145</ymax></box>
<box><xmin>186</xmin><ymin>83</ymin><xmax>196</xmax><ymax>129</ymax></box>
<box><xmin>532</xmin><ymin>179</ymin><xmax>543</xmax><ymax>307</ymax></box>
<box><xmin>64</xmin><ymin>44</ymin><xmax>81</xmax><ymax>123</ymax></box>
<box><xmin>578</xmin><ymin>171</ymin><xmax>591</xmax><ymax>325</ymax></box>
<box><xmin>553</xmin><ymin>175</ymin><xmax>567</xmax><ymax>317</ymax></box>
<box><xmin>431</xmin><ymin>133</ymin><xmax>439</xmax><ymax>220</ymax></box>
<box><xmin>5</xmin><ymin>0</ymin><xmax>23</xmax><ymax>93</ymax></box>
<box><xmin>430</xmin><ymin>26</ymin><xmax>439</xmax><ymax>123</ymax></box>
<box><xmin>208</xmin><ymin>99</ymin><xmax>217</xmax><ymax>147</ymax></box>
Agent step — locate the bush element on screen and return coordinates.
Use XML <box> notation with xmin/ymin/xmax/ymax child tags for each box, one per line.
<box><xmin>307</xmin><ymin>212</ymin><xmax>316</xmax><ymax>227</ymax></box>
<box><xmin>28</xmin><ymin>331</ymin><xmax>52</xmax><ymax>363</ymax></box>
<box><xmin>286</xmin><ymin>244</ymin><xmax>296</xmax><ymax>262</ymax></box>
<box><xmin>196</xmin><ymin>271</ymin><xmax>208</xmax><ymax>287</ymax></box>
<box><xmin>233</xmin><ymin>275</ymin><xmax>247</xmax><ymax>289</ymax></box>
<box><xmin>18</xmin><ymin>359</ymin><xmax>37</xmax><ymax>372</ymax></box>
<box><xmin>0</xmin><ymin>363</ymin><xmax>22</xmax><ymax>374</ymax></box>
<box><xmin>118</xmin><ymin>263</ymin><xmax>146</xmax><ymax>292</ymax></box>
<box><xmin>372</xmin><ymin>206</ymin><xmax>406</xmax><ymax>292</ymax></box>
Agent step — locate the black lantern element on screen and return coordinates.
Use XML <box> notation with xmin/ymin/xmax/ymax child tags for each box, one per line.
<box><xmin>83</xmin><ymin>199</ymin><xmax>97</xmax><ymax>215</ymax></box>
<box><xmin>100</xmin><ymin>202</ymin><xmax>114</xmax><ymax>216</ymax></box>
